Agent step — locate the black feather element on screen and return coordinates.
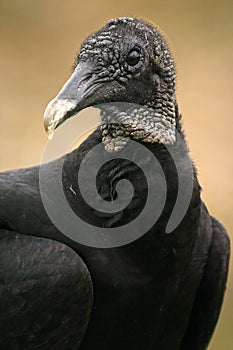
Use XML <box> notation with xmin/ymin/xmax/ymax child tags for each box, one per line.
<box><xmin>0</xmin><ymin>17</ymin><xmax>230</xmax><ymax>350</ymax></box>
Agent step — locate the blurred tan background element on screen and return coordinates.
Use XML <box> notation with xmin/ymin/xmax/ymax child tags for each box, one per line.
<box><xmin>0</xmin><ymin>0</ymin><xmax>232</xmax><ymax>348</ymax></box>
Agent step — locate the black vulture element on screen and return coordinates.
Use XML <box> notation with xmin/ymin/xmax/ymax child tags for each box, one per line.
<box><xmin>0</xmin><ymin>17</ymin><xmax>230</xmax><ymax>350</ymax></box>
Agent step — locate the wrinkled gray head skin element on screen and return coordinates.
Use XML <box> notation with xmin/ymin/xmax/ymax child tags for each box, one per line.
<box><xmin>44</xmin><ymin>17</ymin><xmax>177</xmax><ymax>152</ymax></box>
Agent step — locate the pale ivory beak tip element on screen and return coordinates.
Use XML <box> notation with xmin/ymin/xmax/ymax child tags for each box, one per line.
<box><xmin>43</xmin><ymin>98</ymin><xmax>77</xmax><ymax>139</ymax></box>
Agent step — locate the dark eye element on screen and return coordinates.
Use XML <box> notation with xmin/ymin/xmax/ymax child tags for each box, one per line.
<box><xmin>126</xmin><ymin>50</ymin><xmax>141</xmax><ymax>66</ymax></box>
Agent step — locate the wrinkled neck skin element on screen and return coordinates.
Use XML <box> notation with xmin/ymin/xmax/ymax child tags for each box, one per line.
<box><xmin>98</xmin><ymin>93</ymin><xmax>177</xmax><ymax>152</ymax></box>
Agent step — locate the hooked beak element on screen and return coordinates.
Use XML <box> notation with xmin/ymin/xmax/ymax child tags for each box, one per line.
<box><xmin>44</xmin><ymin>62</ymin><xmax>98</xmax><ymax>138</ymax></box>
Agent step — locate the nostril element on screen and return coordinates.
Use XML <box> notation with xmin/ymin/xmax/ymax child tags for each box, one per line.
<box><xmin>80</xmin><ymin>74</ymin><xmax>93</xmax><ymax>86</ymax></box>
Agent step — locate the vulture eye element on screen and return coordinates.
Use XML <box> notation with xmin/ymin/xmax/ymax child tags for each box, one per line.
<box><xmin>126</xmin><ymin>50</ymin><xmax>141</xmax><ymax>66</ymax></box>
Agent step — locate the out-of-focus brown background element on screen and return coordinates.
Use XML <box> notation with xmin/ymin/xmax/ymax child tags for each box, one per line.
<box><xmin>0</xmin><ymin>0</ymin><xmax>232</xmax><ymax>348</ymax></box>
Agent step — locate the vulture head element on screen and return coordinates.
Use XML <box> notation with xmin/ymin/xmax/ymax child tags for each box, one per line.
<box><xmin>44</xmin><ymin>17</ymin><xmax>177</xmax><ymax>151</ymax></box>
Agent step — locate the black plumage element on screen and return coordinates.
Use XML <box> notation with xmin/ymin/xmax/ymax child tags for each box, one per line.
<box><xmin>0</xmin><ymin>17</ymin><xmax>230</xmax><ymax>349</ymax></box>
